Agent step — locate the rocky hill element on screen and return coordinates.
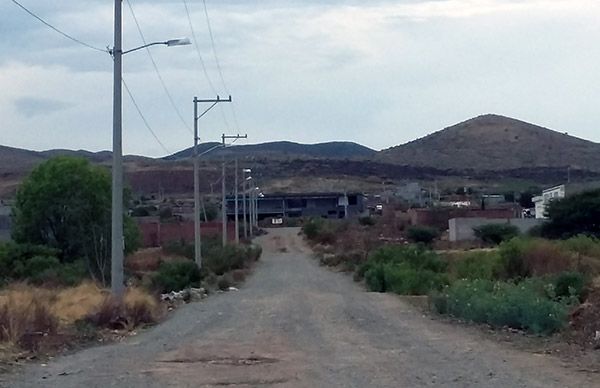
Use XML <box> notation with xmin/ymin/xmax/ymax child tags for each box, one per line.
<box><xmin>164</xmin><ymin>141</ymin><xmax>376</xmax><ymax>160</ymax></box>
<box><xmin>378</xmin><ymin>114</ymin><xmax>600</xmax><ymax>172</ymax></box>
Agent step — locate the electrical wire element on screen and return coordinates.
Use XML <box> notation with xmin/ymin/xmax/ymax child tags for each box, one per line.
<box><xmin>10</xmin><ymin>0</ymin><xmax>107</xmax><ymax>53</ymax></box>
<box><xmin>182</xmin><ymin>0</ymin><xmax>218</xmax><ymax>94</ymax></box>
<box><xmin>201</xmin><ymin>0</ymin><xmax>241</xmax><ymax>132</ymax></box>
<box><xmin>125</xmin><ymin>0</ymin><xmax>193</xmax><ymax>135</ymax></box>
<box><xmin>122</xmin><ymin>78</ymin><xmax>171</xmax><ymax>155</ymax></box>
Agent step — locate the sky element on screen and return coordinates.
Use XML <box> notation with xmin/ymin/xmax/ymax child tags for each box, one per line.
<box><xmin>1</xmin><ymin>0</ymin><xmax>599</xmax><ymax>157</ymax></box>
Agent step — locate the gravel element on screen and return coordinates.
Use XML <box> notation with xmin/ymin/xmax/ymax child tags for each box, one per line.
<box><xmin>2</xmin><ymin>228</ymin><xmax>596</xmax><ymax>387</ymax></box>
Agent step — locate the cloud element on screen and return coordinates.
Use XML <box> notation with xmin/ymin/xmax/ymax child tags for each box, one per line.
<box><xmin>14</xmin><ymin>97</ymin><xmax>71</xmax><ymax>117</ymax></box>
<box><xmin>1</xmin><ymin>0</ymin><xmax>599</xmax><ymax>157</ymax></box>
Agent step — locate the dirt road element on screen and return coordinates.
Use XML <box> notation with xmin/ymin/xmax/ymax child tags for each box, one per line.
<box><xmin>4</xmin><ymin>228</ymin><xmax>597</xmax><ymax>387</ymax></box>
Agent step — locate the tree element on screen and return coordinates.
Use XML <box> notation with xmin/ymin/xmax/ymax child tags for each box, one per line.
<box><xmin>542</xmin><ymin>189</ymin><xmax>600</xmax><ymax>239</ymax></box>
<box><xmin>11</xmin><ymin>156</ymin><xmax>139</xmax><ymax>285</ymax></box>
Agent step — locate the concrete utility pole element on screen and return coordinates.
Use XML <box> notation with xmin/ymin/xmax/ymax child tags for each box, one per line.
<box><xmin>242</xmin><ymin>169</ymin><xmax>251</xmax><ymax>239</ymax></box>
<box><xmin>221</xmin><ymin>134</ymin><xmax>247</xmax><ymax>247</ymax></box>
<box><xmin>193</xmin><ymin>96</ymin><xmax>231</xmax><ymax>268</ymax></box>
<box><xmin>109</xmin><ymin>2</ymin><xmax>190</xmax><ymax>295</ymax></box>
<box><xmin>111</xmin><ymin>0</ymin><xmax>124</xmax><ymax>297</ymax></box>
<box><xmin>234</xmin><ymin>159</ymin><xmax>239</xmax><ymax>244</ymax></box>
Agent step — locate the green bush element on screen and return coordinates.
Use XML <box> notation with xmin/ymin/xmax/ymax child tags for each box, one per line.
<box><xmin>302</xmin><ymin>218</ymin><xmax>323</xmax><ymax>240</ymax></box>
<box><xmin>152</xmin><ymin>260</ymin><xmax>201</xmax><ymax>293</ymax></box>
<box><xmin>365</xmin><ymin>263</ymin><xmax>387</xmax><ymax>292</ymax></box>
<box><xmin>552</xmin><ymin>271</ymin><xmax>587</xmax><ymax>301</ymax></box>
<box><xmin>560</xmin><ymin>235</ymin><xmax>600</xmax><ymax>259</ymax></box>
<box><xmin>362</xmin><ymin>245</ymin><xmax>448</xmax><ymax>295</ymax></box>
<box><xmin>452</xmin><ymin>251</ymin><xmax>500</xmax><ymax>280</ymax></box>
<box><xmin>497</xmin><ymin>238</ymin><xmax>530</xmax><ymax>279</ymax></box>
<box><xmin>473</xmin><ymin>223</ymin><xmax>520</xmax><ymax>245</ymax></box>
<box><xmin>406</xmin><ymin>226</ymin><xmax>440</xmax><ymax>245</ymax></box>
<box><xmin>358</xmin><ymin>216</ymin><xmax>376</xmax><ymax>226</ymax></box>
<box><xmin>431</xmin><ymin>279</ymin><xmax>571</xmax><ymax>335</ymax></box>
<box><xmin>383</xmin><ymin>263</ymin><xmax>448</xmax><ymax>295</ymax></box>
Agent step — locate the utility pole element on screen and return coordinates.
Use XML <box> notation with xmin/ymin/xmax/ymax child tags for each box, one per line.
<box><xmin>221</xmin><ymin>134</ymin><xmax>247</xmax><ymax>247</ymax></box>
<box><xmin>234</xmin><ymin>159</ymin><xmax>239</xmax><ymax>244</ymax></box>
<box><xmin>242</xmin><ymin>169</ymin><xmax>251</xmax><ymax>239</ymax></box>
<box><xmin>111</xmin><ymin>0</ymin><xmax>124</xmax><ymax>297</ymax></box>
<box><xmin>193</xmin><ymin>96</ymin><xmax>231</xmax><ymax>268</ymax></box>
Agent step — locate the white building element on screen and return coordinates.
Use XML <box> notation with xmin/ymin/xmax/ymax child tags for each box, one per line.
<box><xmin>532</xmin><ymin>184</ymin><xmax>565</xmax><ymax>219</ymax></box>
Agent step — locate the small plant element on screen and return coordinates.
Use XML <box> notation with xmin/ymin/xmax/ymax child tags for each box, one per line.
<box><xmin>473</xmin><ymin>223</ymin><xmax>520</xmax><ymax>245</ymax></box>
<box><xmin>406</xmin><ymin>226</ymin><xmax>440</xmax><ymax>245</ymax></box>
<box><xmin>152</xmin><ymin>260</ymin><xmax>201</xmax><ymax>293</ymax></box>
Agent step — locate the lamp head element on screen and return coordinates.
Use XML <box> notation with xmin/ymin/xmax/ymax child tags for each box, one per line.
<box><xmin>166</xmin><ymin>38</ymin><xmax>191</xmax><ymax>47</ymax></box>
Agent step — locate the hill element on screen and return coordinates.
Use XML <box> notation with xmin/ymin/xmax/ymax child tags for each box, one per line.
<box><xmin>164</xmin><ymin>141</ymin><xmax>376</xmax><ymax>160</ymax></box>
<box><xmin>377</xmin><ymin>114</ymin><xmax>600</xmax><ymax>172</ymax></box>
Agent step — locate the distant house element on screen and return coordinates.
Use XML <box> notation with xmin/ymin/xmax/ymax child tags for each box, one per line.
<box><xmin>533</xmin><ymin>185</ymin><xmax>566</xmax><ymax>219</ymax></box>
<box><xmin>226</xmin><ymin>192</ymin><xmax>366</xmax><ymax>220</ymax></box>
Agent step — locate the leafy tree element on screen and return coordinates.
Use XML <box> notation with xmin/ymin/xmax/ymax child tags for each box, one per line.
<box><xmin>542</xmin><ymin>189</ymin><xmax>600</xmax><ymax>239</ymax></box>
<box><xmin>11</xmin><ymin>156</ymin><xmax>139</xmax><ymax>285</ymax></box>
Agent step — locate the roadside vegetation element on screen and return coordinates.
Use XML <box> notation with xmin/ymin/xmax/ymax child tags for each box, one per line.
<box><xmin>303</xmin><ymin>191</ymin><xmax>600</xmax><ymax>342</ymax></box>
<box><xmin>0</xmin><ymin>156</ymin><xmax>262</xmax><ymax>361</ymax></box>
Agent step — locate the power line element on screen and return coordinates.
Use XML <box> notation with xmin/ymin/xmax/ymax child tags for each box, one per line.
<box><xmin>122</xmin><ymin>78</ymin><xmax>171</xmax><ymax>155</ymax></box>
<box><xmin>125</xmin><ymin>0</ymin><xmax>193</xmax><ymax>135</ymax></box>
<box><xmin>182</xmin><ymin>0</ymin><xmax>218</xmax><ymax>94</ymax></box>
<box><xmin>10</xmin><ymin>0</ymin><xmax>107</xmax><ymax>53</ymax></box>
<box><xmin>201</xmin><ymin>0</ymin><xmax>241</xmax><ymax>132</ymax></box>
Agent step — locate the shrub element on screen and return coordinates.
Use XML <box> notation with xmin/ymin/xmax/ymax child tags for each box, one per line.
<box><xmin>358</xmin><ymin>216</ymin><xmax>376</xmax><ymax>226</ymax></box>
<box><xmin>473</xmin><ymin>224</ymin><xmax>520</xmax><ymax>245</ymax></box>
<box><xmin>497</xmin><ymin>238</ymin><xmax>574</xmax><ymax>279</ymax></box>
<box><xmin>560</xmin><ymin>235</ymin><xmax>600</xmax><ymax>259</ymax></box>
<box><xmin>363</xmin><ymin>245</ymin><xmax>448</xmax><ymax>294</ymax></box>
<box><xmin>85</xmin><ymin>288</ymin><xmax>161</xmax><ymax>330</ymax></box>
<box><xmin>406</xmin><ymin>226</ymin><xmax>440</xmax><ymax>245</ymax></box>
<box><xmin>452</xmin><ymin>251</ymin><xmax>500</xmax><ymax>280</ymax></box>
<box><xmin>431</xmin><ymin>279</ymin><xmax>570</xmax><ymax>335</ymax></box>
<box><xmin>553</xmin><ymin>271</ymin><xmax>587</xmax><ymax>301</ymax></box>
<box><xmin>383</xmin><ymin>263</ymin><xmax>448</xmax><ymax>295</ymax></box>
<box><xmin>365</xmin><ymin>263</ymin><xmax>387</xmax><ymax>292</ymax></box>
<box><xmin>302</xmin><ymin>218</ymin><xmax>323</xmax><ymax>240</ymax></box>
<box><xmin>152</xmin><ymin>260</ymin><xmax>201</xmax><ymax>293</ymax></box>
<box><xmin>217</xmin><ymin>274</ymin><xmax>233</xmax><ymax>291</ymax></box>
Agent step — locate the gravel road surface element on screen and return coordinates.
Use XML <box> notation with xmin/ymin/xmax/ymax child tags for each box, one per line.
<box><xmin>3</xmin><ymin>228</ymin><xmax>597</xmax><ymax>387</ymax></box>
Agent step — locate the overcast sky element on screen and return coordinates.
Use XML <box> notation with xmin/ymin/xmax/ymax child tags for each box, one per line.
<box><xmin>1</xmin><ymin>0</ymin><xmax>599</xmax><ymax>157</ymax></box>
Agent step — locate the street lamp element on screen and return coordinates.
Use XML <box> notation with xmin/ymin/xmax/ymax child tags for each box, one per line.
<box><xmin>111</xmin><ymin>0</ymin><xmax>190</xmax><ymax>296</ymax></box>
<box><xmin>242</xmin><ymin>170</ymin><xmax>251</xmax><ymax>238</ymax></box>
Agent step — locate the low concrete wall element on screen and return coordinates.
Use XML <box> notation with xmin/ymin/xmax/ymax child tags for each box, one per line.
<box><xmin>449</xmin><ymin>217</ymin><xmax>543</xmax><ymax>242</ymax></box>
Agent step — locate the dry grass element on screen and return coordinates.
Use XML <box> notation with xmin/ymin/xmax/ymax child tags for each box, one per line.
<box><xmin>0</xmin><ymin>285</ymin><xmax>58</xmax><ymax>349</ymax></box>
<box><xmin>51</xmin><ymin>282</ymin><xmax>108</xmax><ymax>326</ymax></box>
<box><xmin>85</xmin><ymin>287</ymin><xmax>163</xmax><ymax>331</ymax></box>
<box><xmin>0</xmin><ymin>282</ymin><xmax>162</xmax><ymax>353</ymax></box>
